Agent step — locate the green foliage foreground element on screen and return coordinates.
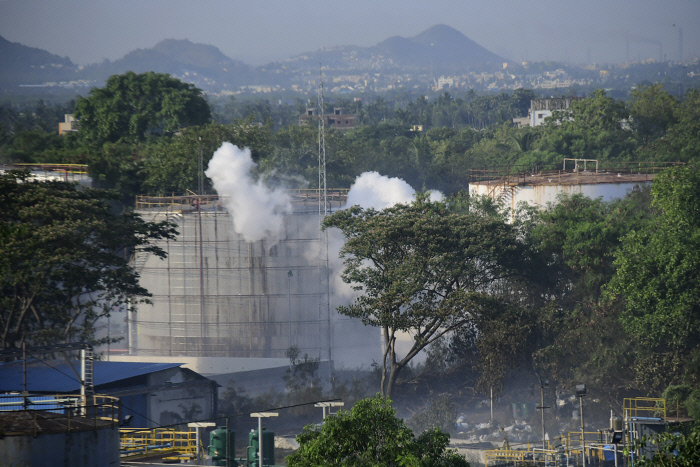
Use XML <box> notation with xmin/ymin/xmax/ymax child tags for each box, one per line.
<box><xmin>627</xmin><ymin>422</ymin><xmax>700</xmax><ymax>467</ymax></box>
<box><xmin>286</xmin><ymin>395</ymin><xmax>469</xmax><ymax>467</ymax></box>
<box><xmin>0</xmin><ymin>171</ymin><xmax>177</xmax><ymax>349</ymax></box>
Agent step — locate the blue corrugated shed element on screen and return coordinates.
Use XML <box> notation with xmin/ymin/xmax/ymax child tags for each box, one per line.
<box><xmin>0</xmin><ymin>360</ymin><xmax>183</xmax><ymax>393</ymax></box>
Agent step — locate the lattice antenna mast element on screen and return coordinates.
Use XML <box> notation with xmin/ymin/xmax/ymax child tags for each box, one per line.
<box><xmin>318</xmin><ymin>67</ymin><xmax>327</xmax><ymax>220</ymax></box>
<box><xmin>317</xmin><ymin>66</ymin><xmax>332</xmax><ymax>381</ymax></box>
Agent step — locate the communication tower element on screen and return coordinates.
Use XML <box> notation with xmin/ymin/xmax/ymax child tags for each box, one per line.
<box><xmin>317</xmin><ymin>67</ymin><xmax>332</xmax><ymax>379</ymax></box>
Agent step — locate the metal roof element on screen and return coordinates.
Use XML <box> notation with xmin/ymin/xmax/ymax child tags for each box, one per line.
<box><xmin>0</xmin><ymin>360</ymin><xmax>183</xmax><ymax>393</ymax></box>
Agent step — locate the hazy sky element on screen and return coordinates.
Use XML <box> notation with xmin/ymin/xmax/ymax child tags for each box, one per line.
<box><xmin>1</xmin><ymin>0</ymin><xmax>698</xmax><ymax>66</ymax></box>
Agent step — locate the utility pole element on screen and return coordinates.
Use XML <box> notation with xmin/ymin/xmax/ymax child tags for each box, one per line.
<box><xmin>250</xmin><ymin>412</ymin><xmax>278</xmax><ymax>467</ymax></box>
<box><xmin>198</xmin><ymin>136</ymin><xmax>203</xmax><ymax>195</ymax></box>
<box><xmin>537</xmin><ymin>378</ymin><xmax>549</xmax><ymax>452</ymax></box>
<box><xmin>288</xmin><ymin>269</ymin><xmax>293</xmax><ymax>348</ymax></box>
<box><xmin>577</xmin><ymin>384</ymin><xmax>587</xmax><ymax>466</ymax></box>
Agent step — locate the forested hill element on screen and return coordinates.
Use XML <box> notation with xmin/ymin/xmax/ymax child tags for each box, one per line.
<box><xmin>285</xmin><ymin>24</ymin><xmax>505</xmax><ymax>72</ymax></box>
<box><xmin>0</xmin><ymin>35</ymin><xmax>80</xmax><ymax>86</ymax></box>
<box><xmin>79</xmin><ymin>39</ymin><xmax>257</xmax><ymax>90</ymax></box>
<box><xmin>375</xmin><ymin>24</ymin><xmax>505</xmax><ymax>68</ymax></box>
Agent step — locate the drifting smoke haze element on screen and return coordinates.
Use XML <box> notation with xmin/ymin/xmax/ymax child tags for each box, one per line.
<box><xmin>205</xmin><ymin>143</ymin><xmax>292</xmax><ymax>244</ymax></box>
<box><xmin>346</xmin><ymin>171</ymin><xmax>443</xmax><ymax>209</ymax></box>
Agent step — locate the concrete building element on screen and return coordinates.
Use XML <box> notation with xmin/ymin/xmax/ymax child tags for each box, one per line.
<box><xmin>299</xmin><ymin>107</ymin><xmax>356</xmax><ymax>131</ymax></box>
<box><xmin>58</xmin><ymin>114</ymin><xmax>78</xmax><ymax>135</ymax></box>
<box><xmin>529</xmin><ymin>97</ymin><xmax>582</xmax><ymax>127</ymax></box>
<box><xmin>512</xmin><ymin>97</ymin><xmax>584</xmax><ymax>127</ymax></box>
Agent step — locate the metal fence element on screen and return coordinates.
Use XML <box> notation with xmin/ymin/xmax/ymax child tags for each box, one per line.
<box><xmin>0</xmin><ymin>393</ymin><xmax>120</xmax><ymax>436</ymax></box>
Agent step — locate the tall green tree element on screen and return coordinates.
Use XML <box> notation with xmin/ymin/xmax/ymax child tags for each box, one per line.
<box><xmin>629</xmin><ymin>83</ymin><xmax>678</xmax><ymax>144</ymax></box>
<box><xmin>323</xmin><ymin>194</ymin><xmax>527</xmax><ymax>397</ymax></box>
<box><xmin>0</xmin><ymin>171</ymin><xmax>176</xmax><ymax>349</ymax></box>
<box><xmin>74</xmin><ymin>71</ymin><xmax>211</xmax><ymax>145</ymax></box>
<box><xmin>664</xmin><ymin>89</ymin><xmax>700</xmax><ymax>163</ymax></box>
<box><xmin>605</xmin><ymin>165</ymin><xmax>700</xmax><ymax>397</ymax></box>
<box><xmin>286</xmin><ymin>395</ymin><xmax>469</xmax><ymax>467</ymax></box>
<box><xmin>606</xmin><ymin>164</ymin><xmax>700</xmax><ymax>351</ymax></box>
<box><xmin>523</xmin><ymin>190</ymin><xmax>656</xmax><ymax>401</ymax></box>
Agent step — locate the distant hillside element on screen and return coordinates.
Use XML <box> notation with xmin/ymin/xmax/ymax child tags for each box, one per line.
<box><xmin>0</xmin><ymin>36</ymin><xmax>80</xmax><ymax>86</ymax></box>
<box><xmin>285</xmin><ymin>24</ymin><xmax>506</xmax><ymax>72</ymax></box>
<box><xmin>408</xmin><ymin>24</ymin><xmax>504</xmax><ymax>66</ymax></box>
<box><xmin>81</xmin><ymin>39</ymin><xmax>258</xmax><ymax>91</ymax></box>
<box><xmin>1</xmin><ymin>25</ymin><xmax>506</xmax><ymax>95</ymax></box>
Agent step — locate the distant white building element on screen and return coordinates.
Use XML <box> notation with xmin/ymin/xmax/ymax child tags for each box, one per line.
<box><xmin>529</xmin><ymin>97</ymin><xmax>582</xmax><ymax>126</ymax></box>
<box><xmin>436</xmin><ymin>76</ymin><xmax>455</xmax><ymax>90</ymax></box>
<box><xmin>512</xmin><ymin>97</ymin><xmax>583</xmax><ymax>128</ymax></box>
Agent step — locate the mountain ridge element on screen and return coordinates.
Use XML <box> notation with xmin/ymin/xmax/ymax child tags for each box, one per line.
<box><xmin>0</xmin><ymin>24</ymin><xmax>505</xmax><ymax>91</ymax></box>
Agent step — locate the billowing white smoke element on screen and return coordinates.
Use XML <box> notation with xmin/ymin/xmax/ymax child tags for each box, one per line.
<box><xmin>345</xmin><ymin>171</ymin><xmax>443</xmax><ymax>208</ymax></box>
<box><xmin>345</xmin><ymin>171</ymin><xmax>415</xmax><ymax>209</ymax></box>
<box><xmin>205</xmin><ymin>143</ymin><xmax>292</xmax><ymax>244</ymax></box>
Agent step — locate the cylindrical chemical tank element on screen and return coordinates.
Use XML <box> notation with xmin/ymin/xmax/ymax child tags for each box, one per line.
<box><xmin>247</xmin><ymin>429</ymin><xmax>275</xmax><ymax>467</ymax></box>
<box><xmin>129</xmin><ymin>194</ymin><xmax>380</xmax><ymax>369</ymax></box>
<box><xmin>611</xmin><ymin>415</ymin><xmax>623</xmax><ymax>431</ymax></box>
<box><xmin>209</xmin><ymin>427</ymin><xmax>234</xmax><ymax>467</ymax></box>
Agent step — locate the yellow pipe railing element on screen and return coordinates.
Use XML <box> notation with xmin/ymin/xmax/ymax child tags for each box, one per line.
<box><xmin>120</xmin><ymin>427</ymin><xmax>198</xmax><ymax>460</ymax></box>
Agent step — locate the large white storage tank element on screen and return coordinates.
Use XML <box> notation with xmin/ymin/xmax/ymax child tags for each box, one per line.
<box><xmin>468</xmin><ymin>161</ymin><xmax>675</xmax><ymax>219</ymax></box>
<box><xmin>126</xmin><ymin>192</ymin><xmax>380</xmax><ymax>370</ymax></box>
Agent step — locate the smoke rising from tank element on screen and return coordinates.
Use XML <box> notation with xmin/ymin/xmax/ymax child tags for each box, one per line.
<box><xmin>345</xmin><ymin>171</ymin><xmax>444</xmax><ymax>208</ymax></box>
<box><xmin>205</xmin><ymin>143</ymin><xmax>292</xmax><ymax>244</ymax></box>
<box><xmin>346</xmin><ymin>171</ymin><xmax>415</xmax><ymax>209</ymax></box>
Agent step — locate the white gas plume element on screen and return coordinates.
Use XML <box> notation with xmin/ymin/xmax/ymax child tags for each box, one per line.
<box><xmin>205</xmin><ymin>143</ymin><xmax>292</xmax><ymax>244</ymax></box>
<box><xmin>345</xmin><ymin>171</ymin><xmax>415</xmax><ymax>209</ymax></box>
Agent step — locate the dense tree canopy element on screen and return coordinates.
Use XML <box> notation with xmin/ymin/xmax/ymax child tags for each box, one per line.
<box><xmin>324</xmin><ymin>194</ymin><xmax>528</xmax><ymax>397</ymax></box>
<box><xmin>523</xmin><ymin>190</ymin><xmax>654</xmax><ymax>400</ymax></box>
<box><xmin>142</xmin><ymin>119</ymin><xmax>272</xmax><ymax>194</ymax></box>
<box><xmin>74</xmin><ymin>71</ymin><xmax>210</xmax><ymax>145</ymax></box>
<box><xmin>5</xmin><ymin>84</ymin><xmax>700</xmax><ymax>204</ymax></box>
<box><xmin>0</xmin><ymin>171</ymin><xmax>176</xmax><ymax>349</ymax></box>
<box><xmin>607</xmin><ymin>164</ymin><xmax>700</xmax><ymax>351</ymax></box>
<box><xmin>287</xmin><ymin>395</ymin><xmax>469</xmax><ymax>467</ymax></box>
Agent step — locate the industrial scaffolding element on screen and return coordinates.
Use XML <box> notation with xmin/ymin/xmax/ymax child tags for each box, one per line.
<box><xmin>128</xmin><ymin>191</ymin><xmax>348</xmax><ymax>360</ymax></box>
